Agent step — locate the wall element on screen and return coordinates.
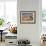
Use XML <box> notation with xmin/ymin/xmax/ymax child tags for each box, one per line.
<box><xmin>17</xmin><ymin>0</ymin><xmax>42</xmax><ymax>46</ymax></box>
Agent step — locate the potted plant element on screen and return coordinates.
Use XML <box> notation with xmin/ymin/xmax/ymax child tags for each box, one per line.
<box><xmin>0</xmin><ymin>18</ymin><xmax>5</xmax><ymax>27</ymax></box>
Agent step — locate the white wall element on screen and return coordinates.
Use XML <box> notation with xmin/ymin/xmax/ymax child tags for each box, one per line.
<box><xmin>17</xmin><ymin>0</ymin><xmax>42</xmax><ymax>46</ymax></box>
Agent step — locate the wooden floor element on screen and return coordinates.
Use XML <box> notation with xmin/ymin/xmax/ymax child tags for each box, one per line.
<box><xmin>0</xmin><ymin>41</ymin><xmax>5</xmax><ymax>46</ymax></box>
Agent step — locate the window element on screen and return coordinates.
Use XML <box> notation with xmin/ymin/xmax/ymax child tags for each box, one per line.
<box><xmin>0</xmin><ymin>0</ymin><xmax>17</xmax><ymax>27</ymax></box>
<box><xmin>42</xmin><ymin>0</ymin><xmax>46</xmax><ymax>26</ymax></box>
<box><xmin>42</xmin><ymin>0</ymin><xmax>46</xmax><ymax>33</ymax></box>
<box><xmin>0</xmin><ymin>1</ymin><xmax>4</xmax><ymax>17</ymax></box>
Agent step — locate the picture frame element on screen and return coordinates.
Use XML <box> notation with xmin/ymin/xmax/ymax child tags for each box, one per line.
<box><xmin>20</xmin><ymin>11</ymin><xmax>36</xmax><ymax>24</ymax></box>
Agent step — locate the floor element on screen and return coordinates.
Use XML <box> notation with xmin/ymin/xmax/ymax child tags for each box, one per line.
<box><xmin>0</xmin><ymin>41</ymin><xmax>46</xmax><ymax>46</ymax></box>
<box><xmin>0</xmin><ymin>41</ymin><xmax>5</xmax><ymax>46</ymax></box>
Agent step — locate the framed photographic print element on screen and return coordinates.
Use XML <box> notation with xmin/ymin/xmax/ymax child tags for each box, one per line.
<box><xmin>20</xmin><ymin>11</ymin><xmax>36</xmax><ymax>24</ymax></box>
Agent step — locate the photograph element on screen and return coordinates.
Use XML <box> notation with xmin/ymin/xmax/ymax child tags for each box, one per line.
<box><xmin>20</xmin><ymin>11</ymin><xmax>36</xmax><ymax>24</ymax></box>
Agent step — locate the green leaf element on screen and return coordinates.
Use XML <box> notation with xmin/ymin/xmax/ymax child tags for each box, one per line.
<box><xmin>0</xmin><ymin>18</ymin><xmax>5</xmax><ymax>27</ymax></box>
